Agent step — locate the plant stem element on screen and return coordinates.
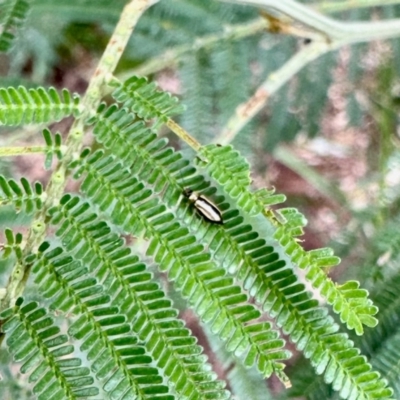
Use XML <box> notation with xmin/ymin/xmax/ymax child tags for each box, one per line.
<box><xmin>222</xmin><ymin>0</ymin><xmax>400</xmax><ymax>42</ymax></box>
<box><xmin>316</xmin><ymin>0</ymin><xmax>400</xmax><ymax>13</ymax></box>
<box><xmin>0</xmin><ymin>146</ymin><xmax>47</xmax><ymax>156</ymax></box>
<box><xmin>122</xmin><ymin>0</ymin><xmax>400</xmax><ymax>79</ymax></box>
<box><xmin>215</xmin><ymin>41</ymin><xmax>327</xmax><ymax>144</ymax></box>
<box><xmin>216</xmin><ymin>0</ymin><xmax>400</xmax><ymax>143</ymax></box>
<box><xmin>125</xmin><ymin>18</ymin><xmax>268</xmax><ymax>78</ymax></box>
<box><xmin>273</xmin><ymin>146</ymin><xmax>349</xmax><ymax>207</ymax></box>
<box><xmin>0</xmin><ymin>0</ymin><xmax>157</xmax><ymax>316</ymax></box>
<box><xmin>166</xmin><ymin>119</ymin><xmax>201</xmax><ymax>151</ymax></box>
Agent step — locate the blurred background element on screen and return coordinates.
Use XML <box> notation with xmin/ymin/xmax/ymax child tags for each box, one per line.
<box><xmin>1</xmin><ymin>0</ymin><xmax>400</xmax><ymax>398</ymax></box>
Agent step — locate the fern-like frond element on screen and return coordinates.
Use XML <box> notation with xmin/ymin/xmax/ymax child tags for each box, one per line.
<box><xmin>1</xmin><ymin>300</ymin><xmax>100</xmax><ymax>399</ymax></box>
<box><xmin>274</xmin><ymin>218</ymin><xmax>378</xmax><ymax>335</ymax></box>
<box><xmin>275</xmin><ymin>207</ymin><xmax>377</xmax><ymax>333</ymax></box>
<box><xmin>30</xmin><ymin>0</ymin><xmax>126</xmax><ymax>22</ymax></box>
<box><xmin>204</xmin><ymin>326</ymin><xmax>275</xmax><ymax>399</ymax></box>
<box><xmin>371</xmin><ymin>331</ymin><xmax>400</xmax><ymax>399</ymax></box>
<box><xmin>72</xmin><ymin>150</ymin><xmax>292</xmax><ymax>382</ymax></box>
<box><xmin>197</xmin><ymin>143</ymin><xmax>378</xmax><ymax>335</ymax></box>
<box><xmin>179</xmin><ymin>50</ymin><xmax>215</xmax><ymax>138</ymax></box>
<box><xmin>0</xmin><ymin>86</ymin><xmax>80</xmax><ymax>126</ymax></box>
<box><xmin>286</xmin><ymin>232</ymin><xmax>400</xmax><ymax>399</ymax></box>
<box><xmin>286</xmin><ymin>357</ymin><xmax>336</xmax><ymax>400</ymax></box>
<box><xmin>46</xmin><ymin>194</ymin><xmax>231</xmax><ymax>400</ymax></box>
<box><xmin>88</xmin><ymin>104</ymin><xmax>185</xmax><ymax>202</ymax></box>
<box><xmin>194</xmin><ymin>146</ymin><xmax>387</xmax><ymax>397</ymax></box>
<box><xmin>111</xmin><ymin>76</ymin><xmax>184</xmax><ymax>125</ymax></box>
<box><xmin>79</xmin><ymin>148</ymin><xmax>392</xmax><ymax>399</ymax></box>
<box><xmin>360</xmin><ymin>274</ymin><xmax>400</xmax><ymax>357</ymax></box>
<box><xmin>198</xmin><ymin>144</ymin><xmax>285</xmax><ymax>214</ymax></box>
<box><xmin>227</xmin><ymin>216</ymin><xmax>390</xmax><ymax>399</ymax></box>
<box><xmin>32</xmin><ymin>243</ymin><xmax>174</xmax><ymax>400</ymax></box>
<box><xmin>85</xmin><ymin>103</ymin><xmax>390</xmax><ymax>398</ymax></box>
<box><xmin>0</xmin><ymin>175</ymin><xmax>43</xmax><ymax>213</ymax></box>
<box><xmin>0</xmin><ymin>0</ymin><xmax>30</xmax><ymax>52</ymax></box>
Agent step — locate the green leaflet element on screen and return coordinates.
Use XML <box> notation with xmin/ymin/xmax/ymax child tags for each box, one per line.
<box><xmin>1</xmin><ymin>228</ymin><xmax>23</xmax><ymax>260</ymax></box>
<box><xmin>42</xmin><ymin>128</ymin><xmax>63</xmax><ymax>170</ymax></box>
<box><xmin>112</xmin><ymin>76</ymin><xmax>184</xmax><ymax>125</ymax></box>
<box><xmin>0</xmin><ymin>86</ymin><xmax>80</xmax><ymax>126</ymax></box>
<box><xmin>0</xmin><ymin>175</ymin><xmax>43</xmax><ymax>213</ymax></box>
<box><xmin>198</xmin><ymin>144</ymin><xmax>285</xmax><ymax>215</ymax></box>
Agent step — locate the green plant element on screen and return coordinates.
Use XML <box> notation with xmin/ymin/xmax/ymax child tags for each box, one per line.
<box><xmin>1</xmin><ymin>1</ymin><xmax>400</xmax><ymax>399</ymax></box>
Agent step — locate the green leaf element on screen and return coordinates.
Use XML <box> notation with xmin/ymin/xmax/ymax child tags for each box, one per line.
<box><xmin>0</xmin><ymin>0</ymin><xmax>30</xmax><ymax>53</ymax></box>
<box><xmin>73</xmin><ymin>152</ymin><xmax>291</xmax><ymax>382</ymax></box>
<box><xmin>0</xmin><ymin>86</ymin><xmax>80</xmax><ymax>126</ymax></box>
<box><xmin>0</xmin><ymin>175</ymin><xmax>43</xmax><ymax>213</ymax></box>
<box><xmin>3</xmin><ymin>300</ymin><xmax>99</xmax><ymax>399</ymax></box>
<box><xmin>112</xmin><ymin>75</ymin><xmax>184</xmax><ymax>124</ymax></box>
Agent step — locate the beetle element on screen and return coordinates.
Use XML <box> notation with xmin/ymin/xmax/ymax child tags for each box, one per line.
<box><xmin>183</xmin><ymin>188</ymin><xmax>223</xmax><ymax>224</ymax></box>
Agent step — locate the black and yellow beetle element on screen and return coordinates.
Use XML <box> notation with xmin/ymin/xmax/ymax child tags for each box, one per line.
<box><xmin>183</xmin><ymin>188</ymin><xmax>223</xmax><ymax>224</ymax></box>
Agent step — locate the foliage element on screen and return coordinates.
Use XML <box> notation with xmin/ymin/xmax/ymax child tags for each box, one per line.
<box><xmin>1</xmin><ymin>300</ymin><xmax>100</xmax><ymax>399</ymax></box>
<box><xmin>0</xmin><ymin>176</ymin><xmax>43</xmax><ymax>213</ymax></box>
<box><xmin>0</xmin><ymin>0</ymin><xmax>31</xmax><ymax>52</ymax></box>
<box><xmin>1</xmin><ymin>1</ymin><xmax>400</xmax><ymax>400</ymax></box>
<box><xmin>0</xmin><ymin>86</ymin><xmax>80</xmax><ymax>125</ymax></box>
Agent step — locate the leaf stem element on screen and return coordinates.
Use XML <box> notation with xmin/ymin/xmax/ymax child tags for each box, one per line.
<box><xmin>0</xmin><ymin>146</ymin><xmax>47</xmax><ymax>156</ymax></box>
<box><xmin>166</xmin><ymin>118</ymin><xmax>201</xmax><ymax>151</ymax></box>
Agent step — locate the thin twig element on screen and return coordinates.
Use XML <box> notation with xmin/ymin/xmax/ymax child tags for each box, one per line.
<box><xmin>0</xmin><ymin>146</ymin><xmax>47</xmax><ymax>156</ymax></box>
<box><xmin>166</xmin><ymin>119</ymin><xmax>202</xmax><ymax>151</ymax></box>
<box><xmin>215</xmin><ymin>41</ymin><xmax>328</xmax><ymax>144</ymax></box>
<box><xmin>0</xmin><ymin>0</ymin><xmax>158</xmax><ymax>316</ymax></box>
<box><xmin>221</xmin><ymin>0</ymin><xmax>400</xmax><ymax>43</ymax></box>
<box><xmin>216</xmin><ymin>0</ymin><xmax>400</xmax><ymax>144</ymax></box>
<box><xmin>273</xmin><ymin>146</ymin><xmax>349</xmax><ymax>207</ymax></box>
<box><xmin>124</xmin><ymin>18</ymin><xmax>268</xmax><ymax>78</ymax></box>
<box><xmin>317</xmin><ymin>0</ymin><xmax>400</xmax><ymax>13</ymax></box>
<box><xmin>120</xmin><ymin>0</ymin><xmax>400</xmax><ymax>79</ymax></box>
